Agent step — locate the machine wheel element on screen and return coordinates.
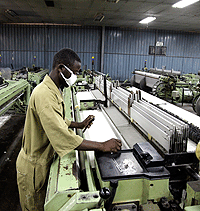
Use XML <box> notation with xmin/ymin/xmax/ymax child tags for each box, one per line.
<box><xmin>152</xmin><ymin>81</ymin><xmax>166</xmax><ymax>98</ymax></box>
<box><xmin>192</xmin><ymin>94</ymin><xmax>200</xmax><ymax>112</ymax></box>
<box><xmin>152</xmin><ymin>81</ymin><xmax>159</xmax><ymax>96</ymax></box>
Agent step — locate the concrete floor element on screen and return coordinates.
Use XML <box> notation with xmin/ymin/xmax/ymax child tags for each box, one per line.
<box><xmin>0</xmin><ymin>114</ymin><xmax>25</xmax><ymax>211</ymax></box>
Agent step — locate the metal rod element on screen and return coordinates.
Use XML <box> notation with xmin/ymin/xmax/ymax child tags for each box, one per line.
<box><xmin>0</xmin><ymin>93</ymin><xmax>23</xmax><ymax>116</ymax></box>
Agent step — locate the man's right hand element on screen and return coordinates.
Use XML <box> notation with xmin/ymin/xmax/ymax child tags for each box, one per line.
<box><xmin>100</xmin><ymin>138</ymin><xmax>122</xmax><ymax>153</ymax></box>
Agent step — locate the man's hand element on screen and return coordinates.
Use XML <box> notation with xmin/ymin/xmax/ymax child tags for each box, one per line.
<box><xmin>81</xmin><ymin>115</ymin><xmax>95</xmax><ymax>130</ymax></box>
<box><xmin>101</xmin><ymin>138</ymin><xmax>122</xmax><ymax>152</ymax></box>
<box><xmin>75</xmin><ymin>138</ymin><xmax>122</xmax><ymax>152</ymax></box>
<box><xmin>69</xmin><ymin>115</ymin><xmax>95</xmax><ymax>129</ymax></box>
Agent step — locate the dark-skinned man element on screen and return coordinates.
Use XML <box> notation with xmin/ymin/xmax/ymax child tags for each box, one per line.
<box><xmin>16</xmin><ymin>48</ymin><xmax>122</xmax><ymax>211</ymax></box>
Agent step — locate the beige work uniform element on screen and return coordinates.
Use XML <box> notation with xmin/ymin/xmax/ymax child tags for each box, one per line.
<box><xmin>16</xmin><ymin>75</ymin><xmax>83</xmax><ymax>211</ymax></box>
<box><xmin>196</xmin><ymin>142</ymin><xmax>200</xmax><ymax>160</ymax></box>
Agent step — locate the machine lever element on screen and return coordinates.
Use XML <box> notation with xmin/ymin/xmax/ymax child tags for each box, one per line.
<box><xmin>105</xmin><ymin>180</ymin><xmax>118</xmax><ymax>211</ymax></box>
<box><xmin>98</xmin><ymin>187</ymin><xmax>111</xmax><ymax>208</ymax></box>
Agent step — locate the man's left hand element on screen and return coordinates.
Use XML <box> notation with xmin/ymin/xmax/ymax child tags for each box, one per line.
<box><xmin>81</xmin><ymin>115</ymin><xmax>95</xmax><ymax>130</ymax></box>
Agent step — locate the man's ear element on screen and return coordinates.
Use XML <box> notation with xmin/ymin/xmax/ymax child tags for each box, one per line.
<box><xmin>57</xmin><ymin>64</ymin><xmax>64</xmax><ymax>72</ymax></box>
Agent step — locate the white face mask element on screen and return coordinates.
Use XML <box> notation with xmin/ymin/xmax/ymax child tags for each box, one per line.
<box><xmin>60</xmin><ymin>64</ymin><xmax>77</xmax><ymax>86</ymax></box>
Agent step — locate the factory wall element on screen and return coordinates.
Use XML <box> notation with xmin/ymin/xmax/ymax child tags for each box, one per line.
<box><xmin>0</xmin><ymin>24</ymin><xmax>200</xmax><ymax>81</ymax></box>
<box><xmin>104</xmin><ymin>27</ymin><xmax>155</xmax><ymax>81</ymax></box>
<box><xmin>105</xmin><ymin>28</ymin><xmax>200</xmax><ymax>81</ymax></box>
<box><xmin>0</xmin><ymin>24</ymin><xmax>101</xmax><ymax>72</ymax></box>
<box><xmin>155</xmin><ymin>30</ymin><xmax>200</xmax><ymax>75</ymax></box>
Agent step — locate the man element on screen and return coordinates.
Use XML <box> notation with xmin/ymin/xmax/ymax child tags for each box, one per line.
<box><xmin>16</xmin><ymin>48</ymin><xmax>122</xmax><ymax>211</ymax></box>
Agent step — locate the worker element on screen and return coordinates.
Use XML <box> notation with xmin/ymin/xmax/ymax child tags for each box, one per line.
<box><xmin>16</xmin><ymin>48</ymin><xmax>122</xmax><ymax>211</ymax></box>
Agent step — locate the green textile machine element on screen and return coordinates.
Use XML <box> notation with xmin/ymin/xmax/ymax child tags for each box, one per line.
<box><xmin>0</xmin><ymin>79</ymin><xmax>30</xmax><ymax>116</ymax></box>
<box><xmin>45</xmin><ymin>72</ymin><xmax>200</xmax><ymax>211</ymax></box>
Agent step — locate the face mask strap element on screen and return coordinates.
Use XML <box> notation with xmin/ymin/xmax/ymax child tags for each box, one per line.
<box><xmin>62</xmin><ymin>64</ymin><xmax>73</xmax><ymax>75</ymax></box>
<box><xmin>60</xmin><ymin>69</ymin><xmax>77</xmax><ymax>86</ymax></box>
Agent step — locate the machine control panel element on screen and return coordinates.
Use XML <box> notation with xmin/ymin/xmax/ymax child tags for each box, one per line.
<box><xmin>95</xmin><ymin>142</ymin><xmax>169</xmax><ymax>181</ymax></box>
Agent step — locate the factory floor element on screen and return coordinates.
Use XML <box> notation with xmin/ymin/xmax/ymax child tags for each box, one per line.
<box><xmin>0</xmin><ymin>114</ymin><xmax>24</xmax><ymax>211</ymax></box>
<box><xmin>0</xmin><ymin>101</ymin><xmax>197</xmax><ymax>211</ymax></box>
<box><xmin>0</xmin><ymin>140</ymin><xmax>22</xmax><ymax>211</ymax></box>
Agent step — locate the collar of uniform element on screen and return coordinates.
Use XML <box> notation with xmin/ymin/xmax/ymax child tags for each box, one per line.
<box><xmin>43</xmin><ymin>75</ymin><xmax>63</xmax><ymax>103</ymax></box>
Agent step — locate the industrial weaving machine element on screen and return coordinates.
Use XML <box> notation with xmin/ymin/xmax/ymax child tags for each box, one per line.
<box><xmin>130</xmin><ymin>69</ymin><xmax>200</xmax><ymax>116</ymax></box>
<box><xmin>27</xmin><ymin>67</ymin><xmax>49</xmax><ymax>89</ymax></box>
<box><xmin>0</xmin><ymin>74</ymin><xmax>31</xmax><ymax>175</ymax></box>
<box><xmin>0</xmin><ymin>66</ymin><xmax>49</xmax><ymax>116</ymax></box>
<box><xmin>0</xmin><ymin>67</ymin><xmax>48</xmax><ymax>174</ymax></box>
<box><xmin>0</xmin><ymin>78</ymin><xmax>30</xmax><ymax>116</ymax></box>
<box><xmin>45</xmin><ymin>71</ymin><xmax>200</xmax><ymax>211</ymax></box>
<box><xmin>11</xmin><ymin>66</ymin><xmax>49</xmax><ymax>90</ymax></box>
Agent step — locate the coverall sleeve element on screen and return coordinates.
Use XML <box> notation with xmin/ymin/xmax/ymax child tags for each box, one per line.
<box><xmin>196</xmin><ymin>142</ymin><xmax>200</xmax><ymax>160</ymax></box>
<box><xmin>38</xmin><ymin>103</ymin><xmax>83</xmax><ymax>158</ymax></box>
<box><xmin>65</xmin><ymin>117</ymin><xmax>71</xmax><ymax>126</ymax></box>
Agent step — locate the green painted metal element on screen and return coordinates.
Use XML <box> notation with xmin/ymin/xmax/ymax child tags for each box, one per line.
<box><xmin>80</xmin><ymin>101</ymin><xmax>96</xmax><ymax>110</ymax></box>
<box><xmin>78</xmin><ymin>209</ymin><xmax>105</xmax><ymax>211</ymax></box>
<box><xmin>45</xmin><ymin>87</ymin><xmax>80</xmax><ymax>211</ymax></box>
<box><xmin>153</xmin><ymin>73</ymin><xmax>200</xmax><ymax>104</ymax></box>
<box><xmin>141</xmin><ymin>202</ymin><xmax>160</xmax><ymax>211</ymax></box>
<box><xmin>71</xmin><ymin>87</ymin><xmax>97</xmax><ymax>192</ymax></box>
<box><xmin>75</xmin><ymin>70</ymin><xmax>96</xmax><ymax>92</ymax></box>
<box><xmin>28</xmin><ymin>68</ymin><xmax>49</xmax><ymax>85</ymax></box>
<box><xmin>63</xmin><ymin>87</ymin><xmax>74</xmax><ymax>121</ymax></box>
<box><xmin>45</xmin><ymin>150</ymin><xmax>101</xmax><ymax>211</ymax></box>
<box><xmin>79</xmin><ymin>151</ymin><xmax>97</xmax><ymax>192</ymax></box>
<box><xmin>95</xmin><ymin>158</ymin><xmax>172</xmax><ymax>205</ymax></box>
<box><xmin>45</xmin><ymin>87</ymin><xmax>99</xmax><ymax>211</ymax></box>
<box><xmin>45</xmin><ymin>85</ymin><xmax>173</xmax><ymax>210</ymax></box>
<box><xmin>44</xmin><ymin>151</ymin><xmax>80</xmax><ymax>211</ymax></box>
<box><xmin>184</xmin><ymin>205</ymin><xmax>200</xmax><ymax>211</ymax></box>
<box><xmin>89</xmin><ymin>209</ymin><xmax>105</xmax><ymax>211</ymax></box>
<box><xmin>58</xmin><ymin>191</ymin><xmax>100</xmax><ymax>211</ymax></box>
<box><xmin>185</xmin><ymin>181</ymin><xmax>200</xmax><ymax>207</ymax></box>
<box><xmin>182</xmin><ymin>74</ymin><xmax>200</xmax><ymax>85</ymax></box>
<box><xmin>0</xmin><ymin>79</ymin><xmax>30</xmax><ymax>116</ymax></box>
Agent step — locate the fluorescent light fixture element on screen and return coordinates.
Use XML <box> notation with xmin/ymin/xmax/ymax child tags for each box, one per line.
<box><xmin>139</xmin><ymin>17</ymin><xmax>156</xmax><ymax>24</ymax></box>
<box><xmin>94</xmin><ymin>13</ymin><xmax>105</xmax><ymax>22</ymax></box>
<box><xmin>172</xmin><ymin>0</ymin><xmax>199</xmax><ymax>8</ymax></box>
<box><xmin>5</xmin><ymin>9</ymin><xmax>18</xmax><ymax>17</ymax></box>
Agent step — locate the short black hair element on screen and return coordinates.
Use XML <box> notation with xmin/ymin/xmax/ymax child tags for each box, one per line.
<box><xmin>52</xmin><ymin>48</ymin><xmax>81</xmax><ymax>69</ymax></box>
